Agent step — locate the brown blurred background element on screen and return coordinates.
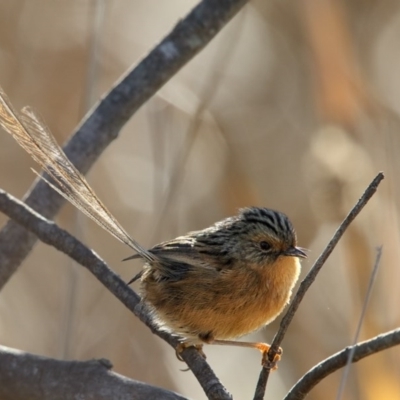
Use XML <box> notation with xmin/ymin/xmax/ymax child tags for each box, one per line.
<box><xmin>0</xmin><ymin>1</ymin><xmax>400</xmax><ymax>399</ymax></box>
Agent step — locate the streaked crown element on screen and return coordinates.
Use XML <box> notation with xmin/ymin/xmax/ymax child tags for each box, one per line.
<box><xmin>239</xmin><ymin>207</ymin><xmax>297</xmax><ymax>246</ymax></box>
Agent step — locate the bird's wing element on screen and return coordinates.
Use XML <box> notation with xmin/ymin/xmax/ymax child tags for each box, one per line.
<box><xmin>150</xmin><ymin>231</ymin><xmax>234</xmax><ymax>270</ymax></box>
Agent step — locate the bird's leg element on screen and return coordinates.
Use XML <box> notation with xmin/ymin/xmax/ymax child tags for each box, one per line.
<box><xmin>205</xmin><ymin>339</ymin><xmax>282</xmax><ymax>369</ymax></box>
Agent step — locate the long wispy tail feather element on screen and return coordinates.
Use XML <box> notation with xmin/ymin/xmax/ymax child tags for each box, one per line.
<box><xmin>0</xmin><ymin>87</ymin><xmax>155</xmax><ymax>263</ymax></box>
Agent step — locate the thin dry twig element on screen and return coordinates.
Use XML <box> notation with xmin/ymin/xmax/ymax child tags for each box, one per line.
<box><xmin>0</xmin><ymin>0</ymin><xmax>249</xmax><ymax>289</ymax></box>
<box><xmin>336</xmin><ymin>246</ymin><xmax>383</xmax><ymax>400</ymax></box>
<box><xmin>284</xmin><ymin>328</ymin><xmax>400</xmax><ymax>400</ymax></box>
<box><xmin>0</xmin><ymin>189</ymin><xmax>232</xmax><ymax>400</ymax></box>
<box><xmin>253</xmin><ymin>172</ymin><xmax>385</xmax><ymax>400</ymax></box>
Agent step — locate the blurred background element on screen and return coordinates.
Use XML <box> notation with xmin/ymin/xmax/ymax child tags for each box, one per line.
<box><xmin>0</xmin><ymin>0</ymin><xmax>399</xmax><ymax>399</ymax></box>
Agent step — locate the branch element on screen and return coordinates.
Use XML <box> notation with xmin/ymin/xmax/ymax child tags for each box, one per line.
<box><xmin>253</xmin><ymin>172</ymin><xmax>385</xmax><ymax>400</ymax></box>
<box><xmin>0</xmin><ymin>345</ymin><xmax>188</xmax><ymax>400</ymax></box>
<box><xmin>0</xmin><ymin>0</ymin><xmax>248</xmax><ymax>288</ymax></box>
<box><xmin>284</xmin><ymin>328</ymin><xmax>400</xmax><ymax>400</ymax></box>
<box><xmin>0</xmin><ymin>189</ymin><xmax>232</xmax><ymax>400</ymax></box>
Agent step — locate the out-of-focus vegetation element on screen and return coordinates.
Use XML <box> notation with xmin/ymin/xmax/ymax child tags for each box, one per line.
<box><xmin>0</xmin><ymin>1</ymin><xmax>399</xmax><ymax>399</ymax></box>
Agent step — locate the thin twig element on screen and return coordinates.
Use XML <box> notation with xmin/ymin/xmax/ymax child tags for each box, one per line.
<box><xmin>0</xmin><ymin>0</ymin><xmax>249</xmax><ymax>289</ymax></box>
<box><xmin>253</xmin><ymin>172</ymin><xmax>384</xmax><ymax>400</ymax></box>
<box><xmin>336</xmin><ymin>246</ymin><xmax>383</xmax><ymax>400</ymax></box>
<box><xmin>0</xmin><ymin>189</ymin><xmax>232</xmax><ymax>400</ymax></box>
<box><xmin>284</xmin><ymin>328</ymin><xmax>400</xmax><ymax>400</ymax></box>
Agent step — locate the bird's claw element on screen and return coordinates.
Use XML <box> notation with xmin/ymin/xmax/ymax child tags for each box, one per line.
<box><xmin>176</xmin><ymin>343</ymin><xmax>206</xmax><ymax>362</ymax></box>
<box><xmin>261</xmin><ymin>346</ymin><xmax>282</xmax><ymax>370</ymax></box>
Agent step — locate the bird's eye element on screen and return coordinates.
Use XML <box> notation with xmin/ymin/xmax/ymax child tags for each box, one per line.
<box><xmin>259</xmin><ymin>241</ymin><xmax>271</xmax><ymax>251</ymax></box>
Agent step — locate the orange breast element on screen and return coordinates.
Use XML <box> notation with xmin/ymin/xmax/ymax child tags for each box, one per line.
<box><xmin>144</xmin><ymin>256</ymin><xmax>301</xmax><ymax>340</ymax></box>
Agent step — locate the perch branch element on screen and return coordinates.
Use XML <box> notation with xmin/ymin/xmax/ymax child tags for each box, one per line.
<box><xmin>0</xmin><ymin>189</ymin><xmax>232</xmax><ymax>400</ymax></box>
<box><xmin>253</xmin><ymin>172</ymin><xmax>385</xmax><ymax>400</ymax></box>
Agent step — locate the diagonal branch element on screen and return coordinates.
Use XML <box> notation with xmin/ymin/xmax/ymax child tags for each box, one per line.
<box><xmin>253</xmin><ymin>172</ymin><xmax>385</xmax><ymax>400</ymax></box>
<box><xmin>0</xmin><ymin>0</ymin><xmax>249</xmax><ymax>288</ymax></box>
<box><xmin>0</xmin><ymin>189</ymin><xmax>232</xmax><ymax>400</ymax></box>
<box><xmin>284</xmin><ymin>328</ymin><xmax>400</xmax><ymax>400</ymax></box>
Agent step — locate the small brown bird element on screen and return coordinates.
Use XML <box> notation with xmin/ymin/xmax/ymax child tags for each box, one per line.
<box><xmin>0</xmin><ymin>88</ymin><xmax>306</xmax><ymax>365</ymax></box>
<box><xmin>125</xmin><ymin>207</ymin><xmax>306</xmax><ymax>362</ymax></box>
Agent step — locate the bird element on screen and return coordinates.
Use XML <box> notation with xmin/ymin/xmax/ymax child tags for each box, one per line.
<box><xmin>125</xmin><ymin>206</ymin><xmax>306</xmax><ymax>365</ymax></box>
<box><xmin>0</xmin><ymin>88</ymin><xmax>306</xmax><ymax>366</ymax></box>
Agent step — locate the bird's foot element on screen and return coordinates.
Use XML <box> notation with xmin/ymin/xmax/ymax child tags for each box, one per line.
<box><xmin>258</xmin><ymin>344</ymin><xmax>282</xmax><ymax>370</ymax></box>
<box><xmin>175</xmin><ymin>342</ymin><xmax>206</xmax><ymax>361</ymax></box>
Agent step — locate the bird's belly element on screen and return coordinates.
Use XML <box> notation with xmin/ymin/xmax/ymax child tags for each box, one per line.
<box><xmin>196</xmin><ymin>289</ymin><xmax>290</xmax><ymax>339</ymax></box>
<box><xmin>143</xmin><ymin>257</ymin><xmax>300</xmax><ymax>340</ymax></box>
<box><xmin>145</xmin><ymin>293</ymin><xmax>289</xmax><ymax>339</ymax></box>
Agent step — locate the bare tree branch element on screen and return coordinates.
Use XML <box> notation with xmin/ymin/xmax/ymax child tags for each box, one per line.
<box><xmin>0</xmin><ymin>189</ymin><xmax>232</xmax><ymax>400</ymax></box>
<box><xmin>0</xmin><ymin>0</ymin><xmax>249</xmax><ymax>288</ymax></box>
<box><xmin>284</xmin><ymin>328</ymin><xmax>400</xmax><ymax>400</ymax></box>
<box><xmin>253</xmin><ymin>172</ymin><xmax>385</xmax><ymax>400</ymax></box>
<box><xmin>0</xmin><ymin>345</ymin><xmax>189</xmax><ymax>400</ymax></box>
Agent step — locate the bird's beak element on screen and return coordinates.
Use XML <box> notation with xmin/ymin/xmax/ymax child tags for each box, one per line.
<box><xmin>284</xmin><ymin>246</ymin><xmax>308</xmax><ymax>259</ymax></box>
